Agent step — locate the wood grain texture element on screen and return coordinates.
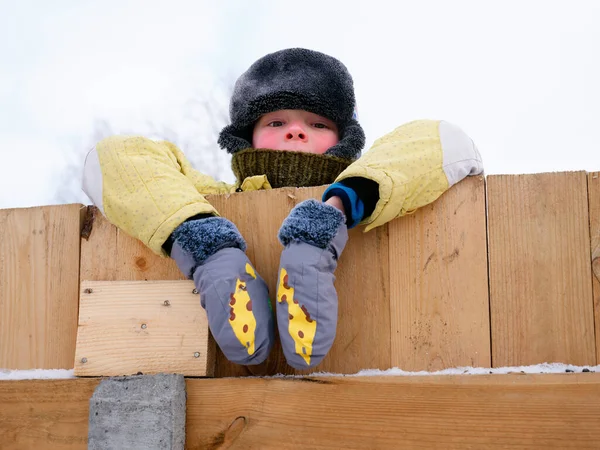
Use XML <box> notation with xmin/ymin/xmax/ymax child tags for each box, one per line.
<box><xmin>80</xmin><ymin>206</ymin><xmax>184</xmax><ymax>283</ymax></box>
<box><xmin>488</xmin><ymin>172</ymin><xmax>596</xmax><ymax>367</ymax></box>
<box><xmin>293</xmin><ymin>187</ymin><xmax>391</xmax><ymax>375</ymax></box>
<box><xmin>3</xmin><ymin>375</ymin><xmax>600</xmax><ymax>449</ymax></box>
<box><xmin>0</xmin><ymin>204</ymin><xmax>82</xmax><ymax>369</ymax></box>
<box><xmin>74</xmin><ymin>280</ymin><xmax>214</xmax><ymax>376</ymax></box>
<box><xmin>588</xmin><ymin>172</ymin><xmax>600</xmax><ymax>363</ymax></box>
<box><xmin>206</xmin><ymin>188</ymin><xmax>296</xmax><ymax>377</ymax></box>
<box><xmin>207</xmin><ymin>187</ymin><xmax>391</xmax><ymax>376</ymax></box>
<box><xmin>0</xmin><ymin>379</ymin><xmax>99</xmax><ymax>450</ymax></box>
<box><xmin>388</xmin><ymin>176</ymin><xmax>490</xmax><ymax>371</ymax></box>
<box><xmin>187</xmin><ymin>374</ymin><xmax>600</xmax><ymax>449</ymax></box>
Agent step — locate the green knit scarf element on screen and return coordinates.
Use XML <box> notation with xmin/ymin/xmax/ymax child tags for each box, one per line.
<box><xmin>231</xmin><ymin>148</ymin><xmax>352</xmax><ymax>189</ymax></box>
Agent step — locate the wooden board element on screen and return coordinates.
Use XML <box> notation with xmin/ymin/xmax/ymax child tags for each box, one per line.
<box><xmin>80</xmin><ymin>206</ymin><xmax>184</xmax><ymax>282</ymax></box>
<box><xmin>4</xmin><ymin>375</ymin><xmax>600</xmax><ymax>449</ymax></box>
<box><xmin>0</xmin><ymin>379</ymin><xmax>98</xmax><ymax>450</ymax></box>
<box><xmin>187</xmin><ymin>374</ymin><xmax>600</xmax><ymax>449</ymax></box>
<box><xmin>589</xmin><ymin>172</ymin><xmax>600</xmax><ymax>363</ymax></box>
<box><xmin>0</xmin><ymin>204</ymin><xmax>82</xmax><ymax>370</ymax></box>
<box><xmin>487</xmin><ymin>172</ymin><xmax>596</xmax><ymax>367</ymax></box>
<box><xmin>206</xmin><ymin>188</ymin><xmax>296</xmax><ymax>377</ymax></box>
<box><xmin>207</xmin><ymin>187</ymin><xmax>391</xmax><ymax>376</ymax></box>
<box><xmin>74</xmin><ymin>280</ymin><xmax>214</xmax><ymax>376</ymax></box>
<box><xmin>388</xmin><ymin>176</ymin><xmax>490</xmax><ymax>371</ymax></box>
<box><xmin>293</xmin><ymin>187</ymin><xmax>391</xmax><ymax>375</ymax></box>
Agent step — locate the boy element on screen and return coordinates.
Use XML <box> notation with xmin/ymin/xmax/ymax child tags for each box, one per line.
<box><xmin>82</xmin><ymin>48</ymin><xmax>483</xmax><ymax>370</ymax></box>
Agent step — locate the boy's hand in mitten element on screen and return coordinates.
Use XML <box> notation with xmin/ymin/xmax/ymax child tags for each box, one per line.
<box><xmin>169</xmin><ymin>217</ymin><xmax>274</xmax><ymax>366</ymax></box>
<box><xmin>276</xmin><ymin>200</ymin><xmax>348</xmax><ymax>369</ymax></box>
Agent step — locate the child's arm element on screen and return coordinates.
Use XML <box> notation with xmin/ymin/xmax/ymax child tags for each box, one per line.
<box><xmin>83</xmin><ymin>135</ymin><xmax>276</xmax><ymax>366</ymax></box>
<box><xmin>82</xmin><ymin>135</ymin><xmax>235</xmax><ymax>256</ymax></box>
<box><xmin>325</xmin><ymin>119</ymin><xmax>483</xmax><ymax>231</ymax></box>
<box><xmin>323</xmin><ymin>177</ymin><xmax>379</xmax><ymax>228</ymax></box>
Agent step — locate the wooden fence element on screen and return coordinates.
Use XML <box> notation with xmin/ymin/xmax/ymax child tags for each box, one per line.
<box><xmin>3</xmin><ymin>375</ymin><xmax>600</xmax><ymax>449</ymax></box>
<box><xmin>1</xmin><ymin>171</ymin><xmax>599</xmax><ymax>377</ymax></box>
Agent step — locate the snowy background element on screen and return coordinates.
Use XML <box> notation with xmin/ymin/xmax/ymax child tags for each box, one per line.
<box><xmin>1</xmin><ymin>0</ymin><xmax>599</xmax><ymax>209</ymax></box>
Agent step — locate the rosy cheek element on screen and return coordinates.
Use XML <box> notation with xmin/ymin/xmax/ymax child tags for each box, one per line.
<box><xmin>253</xmin><ymin>129</ymin><xmax>274</xmax><ymax>149</ymax></box>
<box><xmin>315</xmin><ymin>133</ymin><xmax>339</xmax><ymax>154</ymax></box>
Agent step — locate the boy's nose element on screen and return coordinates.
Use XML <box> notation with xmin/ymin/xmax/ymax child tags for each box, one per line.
<box><xmin>285</xmin><ymin>124</ymin><xmax>308</xmax><ymax>142</ymax></box>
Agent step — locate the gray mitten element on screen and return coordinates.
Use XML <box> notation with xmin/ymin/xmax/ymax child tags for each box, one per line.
<box><xmin>277</xmin><ymin>200</ymin><xmax>348</xmax><ymax>370</ymax></box>
<box><xmin>170</xmin><ymin>217</ymin><xmax>274</xmax><ymax>366</ymax></box>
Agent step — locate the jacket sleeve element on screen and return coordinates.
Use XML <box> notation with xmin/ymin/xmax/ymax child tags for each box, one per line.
<box><xmin>333</xmin><ymin>119</ymin><xmax>483</xmax><ymax>231</ymax></box>
<box><xmin>82</xmin><ymin>135</ymin><xmax>235</xmax><ymax>256</ymax></box>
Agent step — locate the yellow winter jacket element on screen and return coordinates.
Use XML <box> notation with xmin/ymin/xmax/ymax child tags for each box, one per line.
<box><xmin>85</xmin><ymin>119</ymin><xmax>482</xmax><ymax>256</ymax></box>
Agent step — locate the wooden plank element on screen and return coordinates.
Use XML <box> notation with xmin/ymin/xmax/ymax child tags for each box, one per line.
<box><xmin>488</xmin><ymin>172</ymin><xmax>596</xmax><ymax>367</ymax></box>
<box><xmin>3</xmin><ymin>374</ymin><xmax>600</xmax><ymax>449</ymax></box>
<box><xmin>79</xmin><ymin>206</ymin><xmax>117</xmax><ymax>281</ymax></box>
<box><xmin>0</xmin><ymin>204</ymin><xmax>82</xmax><ymax>370</ymax></box>
<box><xmin>293</xmin><ymin>187</ymin><xmax>391</xmax><ymax>374</ymax></box>
<box><xmin>0</xmin><ymin>379</ymin><xmax>98</xmax><ymax>450</ymax></box>
<box><xmin>206</xmin><ymin>188</ymin><xmax>296</xmax><ymax>377</ymax></box>
<box><xmin>186</xmin><ymin>374</ymin><xmax>600</xmax><ymax>449</ymax></box>
<box><xmin>388</xmin><ymin>176</ymin><xmax>490</xmax><ymax>371</ymax></box>
<box><xmin>208</xmin><ymin>187</ymin><xmax>391</xmax><ymax>376</ymax></box>
<box><xmin>80</xmin><ymin>206</ymin><xmax>184</xmax><ymax>282</ymax></box>
<box><xmin>589</xmin><ymin>172</ymin><xmax>600</xmax><ymax>363</ymax></box>
<box><xmin>74</xmin><ymin>280</ymin><xmax>214</xmax><ymax>376</ymax></box>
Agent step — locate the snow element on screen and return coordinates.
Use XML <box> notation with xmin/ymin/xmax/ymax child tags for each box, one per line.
<box><xmin>268</xmin><ymin>362</ymin><xmax>599</xmax><ymax>379</ymax></box>
<box><xmin>1</xmin><ymin>363</ymin><xmax>597</xmax><ymax>380</ymax></box>
<box><xmin>0</xmin><ymin>368</ymin><xmax>75</xmax><ymax>380</ymax></box>
<box><xmin>338</xmin><ymin>362</ymin><xmax>600</xmax><ymax>377</ymax></box>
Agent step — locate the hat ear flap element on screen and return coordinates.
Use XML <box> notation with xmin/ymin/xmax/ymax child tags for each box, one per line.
<box><xmin>218</xmin><ymin>123</ymin><xmax>253</xmax><ymax>154</ymax></box>
<box><xmin>325</xmin><ymin>119</ymin><xmax>365</xmax><ymax>161</ymax></box>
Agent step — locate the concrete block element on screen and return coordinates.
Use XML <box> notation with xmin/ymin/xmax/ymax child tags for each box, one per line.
<box><xmin>88</xmin><ymin>373</ymin><xmax>186</xmax><ymax>450</ymax></box>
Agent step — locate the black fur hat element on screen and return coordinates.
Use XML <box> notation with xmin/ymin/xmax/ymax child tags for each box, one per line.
<box><xmin>218</xmin><ymin>48</ymin><xmax>365</xmax><ymax>161</ymax></box>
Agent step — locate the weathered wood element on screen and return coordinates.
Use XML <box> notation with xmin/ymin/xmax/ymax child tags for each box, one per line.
<box><xmin>0</xmin><ymin>205</ymin><xmax>82</xmax><ymax>370</ymax></box>
<box><xmin>4</xmin><ymin>375</ymin><xmax>600</xmax><ymax>449</ymax></box>
<box><xmin>207</xmin><ymin>187</ymin><xmax>392</xmax><ymax>376</ymax></box>
<box><xmin>79</xmin><ymin>206</ymin><xmax>117</xmax><ymax>282</ymax></box>
<box><xmin>74</xmin><ymin>280</ymin><xmax>214</xmax><ymax>376</ymax></box>
<box><xmin>80</xmin><ymin>206</ymin><xmax>184</xmax><ymax>282</ymax></box>
<box><xmin>588</xmin><ymin>172</ymin><xmax>600</xmax><ymax>363</ymax></box>
<box><xmin>488</xmin><ymin>172</ymin><xmax>596</xmax><ymax>367</ymax></box>
<box><xmin>0</xmin><ymin>379</ymin><xmax>98</xmax><ymax>450</ymax></box>
<box><xmin>388</xmin><ymin>176</ymin><xmax>490</xmax><ymax>371</ymax></box>
<box><xmin>187</xmin><ymin>374</ymin><xmax>600</xmax><ymax>449</ymax></box>
<box><xmin>293</xmin><ymin>187</ymin><xmax>391</xmax><ymax>374</ymax></box>
<box><xmin>206</xmin><ymin>188</ymin><xmax>297</xmax><ymax>377</ymax></box>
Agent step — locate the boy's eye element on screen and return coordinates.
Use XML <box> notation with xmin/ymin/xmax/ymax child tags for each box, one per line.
<box><xmin>313</xmin><ymin>123</ymin><xmax>328</xmax><ymax>129</ymax></box>
<box><xmin>267</xmin><ymin>121</ymin><xmax>284</xmax><ymax>127</ymax></box>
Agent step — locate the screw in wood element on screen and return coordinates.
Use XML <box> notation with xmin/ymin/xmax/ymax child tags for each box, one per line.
<box><xmin>83</xmin><ymin>288</ymin><xmax>93</xmax><ymax>294</ymax></box>
<box><xmin>163</xmin><ymin>300</ymin><xmax>171</xmax><ymax>306</ymax></box>
<box><xmin>194</xmin><ymin>352</ymin><xmax>200</xmax><ymax>358</ymax></box>
<box><xmin>192</xmin><ymin>289</ymin><xmax>198</xmax><ymax>295</ymax></box>
<box><xmin>141</xmin><ymin>324</ymin><xmax>147</xmax><ymax>329</ymax></box>
<box><xmin>81</xmin><ymin>357</ymin><xmax>88</xmax><ymax>363</ymax></box>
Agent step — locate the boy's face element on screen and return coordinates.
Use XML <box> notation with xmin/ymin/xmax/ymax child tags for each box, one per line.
<box><xmin>252</xmin><ymin>109</ymin><xmax>339</xmax><ymax>155</ymax></box>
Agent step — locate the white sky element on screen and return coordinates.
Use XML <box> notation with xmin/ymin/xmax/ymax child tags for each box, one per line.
<box><xmin>1</xmin><ymin>0</ymin><xmax>599</xmax><ymax>209</ymax></box>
